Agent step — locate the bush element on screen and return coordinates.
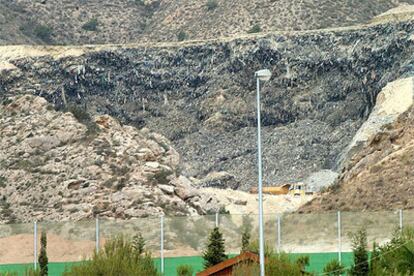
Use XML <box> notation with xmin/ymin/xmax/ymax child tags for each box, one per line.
<box><xmin>241</xmin><ymin>227</ymin><xmax>250</xmax><ymax>253</ymax></box>
<box><xmin>63</xmin><ymin>235</ymin><xmax>157</xmax><ymax>276</ymax></box>
<box><xmin>232</xmin><ymin>254</ymin><xmax>304</xmax><ymax>276</ymax></box>
<box><xmin>177</xmin><ymin>30</ymin><xmax>188</xmax><ymax>42</ymax></box>
<box><xmin>34</xmin><ymin>25</ymin><xmax>52</xmax><ymax>42</ymax></box>
<box><xmin>247</xmin><ymin>240</ymin><xmax>274</xmax><ymax>258</ymax></box>
<box><xmin>323</xmin><ymin>259</ymin><xmax>344</xmax><ymax>275</ymax></box>
<box><xmin>82</xmin><ymin>19</ymin><xmax>99</xmax><ymax>32</ymax></box>
<box><xmin>132</xmin><ymin>232</ymin><xmax>145</xmax><ymax>255</ymax></box>
<box><xmin>202</xmin><ymin>227</ymin><xmax>227</xmax><ymax>269</ymax></box>
<box><xmin>247</xmin><ymin>24</ymin><xmax>261</xmax><ymax>34</ymax></box>
<box><xmin>370</xmin><ymin>227</ymin><xmax>414</xmax><ymax>275</ymax></box>
<box><xmin>349</xmin><ymin>229</ymin><xmax>369</xmax><ymax>276</ymax></box>
<box><xmin>206</xmin><ymin>0</ymin><xmax>218</xmax><ymax>11</ymax></box>
<box><xmin>176</xmin><ymin>264</ymin><xmax>193</xmax><ymax>276</ymax></box>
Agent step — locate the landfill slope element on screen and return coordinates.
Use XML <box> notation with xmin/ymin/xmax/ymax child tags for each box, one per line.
<box><xmin>2</xmin><ymin>20</ymin><xmax>414</xmax><ymax>190</ymax></box>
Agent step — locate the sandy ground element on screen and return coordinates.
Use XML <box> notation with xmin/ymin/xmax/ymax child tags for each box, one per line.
<box><xmin>201</xmin><ymin>187</ymin><xmax>314</xmax><ymax>215</ymax></box>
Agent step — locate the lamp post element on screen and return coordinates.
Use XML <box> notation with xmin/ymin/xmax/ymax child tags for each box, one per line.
<box><xmin>255</xmin><ymin>69</ymin><xmax>272</xmax><ymax>276</ymax></box>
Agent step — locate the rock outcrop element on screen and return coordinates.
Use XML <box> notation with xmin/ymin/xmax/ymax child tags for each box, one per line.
<box><xmin>0</xmin><ymin>95</ymin><xmax>221</xmax><ymax>223</ymax></box>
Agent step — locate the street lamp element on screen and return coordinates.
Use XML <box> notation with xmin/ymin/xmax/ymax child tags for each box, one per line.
<box><xmin>255</xmin><ymin>69</ymin><xmax>272</xmax><ymax>276</ymax></box>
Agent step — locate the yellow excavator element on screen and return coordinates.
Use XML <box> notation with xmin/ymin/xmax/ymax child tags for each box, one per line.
<box><xmin>250</xmin><ymin>183</ymin><xmax>309</xmax><ymax>196</ymax></box>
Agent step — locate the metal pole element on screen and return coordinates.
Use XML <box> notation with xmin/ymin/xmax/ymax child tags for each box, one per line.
<box><xmin>215</xmin><ymin>212</ymin><xmax>219</xmax><ymax>228</ymax></box>
<box><xmin>95</xmin><ymin>217</ymin><xmax>100</xmax><ymax>253</ymax></box>
<box><xmin>399</xmin><ymin>209</ymin><xmax>403</xmax><ymax>230</ymax></box>
<box><xmin>337</xmin><ymin>211</ymin><xmax>342</xmax><ymax>263</ymax></box>
<box><xmin>160</xmin><ymin>215</ymin><xmax>164</xmax><ymax>274</ymax></box>
<box><xmin>277</xmin><ymin>215</ymin><xmax>281</xmax><ymax>254</ymax></box>
<box><xmin>34</xmin><ymin>221</ymin><xmax>37</xmax><ymax>270</ymax></box>
<box><xmin>256</xmin><ymin>77</ymin><xmax>265</xmax><ymax>276</ymax></box>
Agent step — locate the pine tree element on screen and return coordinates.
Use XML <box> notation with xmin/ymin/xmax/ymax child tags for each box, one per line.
<box><xmin>202</xmin><ymin>227</ymin><xmax>227</xmax><ymax>269</ymax></box>
<box><xmin>241</xmin><ymin>227</ymin><xmax>251</xmax><ymax>253</ymax></box>
<box><xmin>38</xmin><ymin>231</ymin><xmax>48</xmax><ymax>276</ymax></box>
<box><xmin>132</xmin><ymin>232</ymin><xmax>146</xmax><ymax>255</ymax></box>
<box><xmin>349</xmin><ymin>229</ymin><xmax>369</xmax><ymax>276</ymax></box>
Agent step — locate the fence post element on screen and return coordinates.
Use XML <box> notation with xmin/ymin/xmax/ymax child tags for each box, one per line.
<box><xmin>34</xmin><ymin>221</ymin><xmax>37</xmax><ymax>270</ymax></box>
<box><xmin>276</xmin><ymin>215</ymin><xmax>281</xmax><ymax>253</ymax></box>
<box><xmin>95</xmin><ymin>216</ymin><xmax>100</xmax><ymax>253</ymax></box>
<box><xmin>399</xmin><ymin>209</ymin><xmax>403</xmax><ymax>230</ymax></box>
<box><xmin>160</xmin><ymin>215</ymin><xmax>164</xmax><ymax>274</ymax></box>
<box><xmin>215</xmin><ymin>212</ymin><xmax>219</xmax><ymax>228</ymax></box>
<box><xmin>337</xmin><ymin>211</ymin><xmax>342</xmax><ymax>263</ymax></box>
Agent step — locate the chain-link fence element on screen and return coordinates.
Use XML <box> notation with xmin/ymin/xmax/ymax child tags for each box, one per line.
<box><xmin>0</xmin><ymin>210</ymin><xmax>411</xmax><ymax>274</ymax></box>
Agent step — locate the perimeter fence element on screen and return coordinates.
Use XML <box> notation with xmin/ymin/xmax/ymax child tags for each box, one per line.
<box><xmin>0</xmin><ymin>209</ymin><xmax>412</xmax><ymax>274</ymax></box>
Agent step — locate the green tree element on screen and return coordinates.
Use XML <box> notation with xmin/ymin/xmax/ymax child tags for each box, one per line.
<box><xmin>132</xmin><ymin>232</ymin><xmax>145</xmax><ymax>255</ymax></box>
<box><xmin>202</xmin><ymin>227</ymin><xmax>227</xmax><ymax>268</ymax></box>
<box><xmin>349</xmin><ymin>229</ymin><xmax>369</xmax><ymax>276</ymax></box>
<box><xmin>241</xmin><ymin>227</ymin><xmax>251</xmax><ymax>253</ymax></box>
<box><xmin>38</xmin><ymin>231</ymin><xmax>48</xmax><ymax>276</ymax></box>
<box><xmin>323</xmin><ymin>259</ymin><xmax>344</xmax><ymax>275</ymax></box>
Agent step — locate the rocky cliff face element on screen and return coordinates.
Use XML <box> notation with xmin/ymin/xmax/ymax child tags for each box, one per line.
<box><xmin>1</xmin><ymin>0</ymin><xmax>414</xmax><ymax>45</ymax></box>
<box><xmin>0</xmin><ymin>95</ymin><xmax>220</xmax><ymax>223</ymax></box>
<box><xmin>2</xmin><ymin>20</ymin><xmax>414</xmax><ymax>190</ymax></box>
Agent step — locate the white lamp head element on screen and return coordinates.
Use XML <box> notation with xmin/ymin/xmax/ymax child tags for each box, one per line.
<box><xmin>255</xmin><ymin>69</ymin><xmax>272</xmax><ymax>81</ymax></box>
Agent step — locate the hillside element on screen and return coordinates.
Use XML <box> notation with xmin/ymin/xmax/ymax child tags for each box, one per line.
<box><xmin>2</xmin><ymin>19</ymin><xmax>414</xmax><ymax>191</ymax></box>
<box><xmin>1</xmin><ymin>0</ymin><xmax>414</xmax><ymax>45</ymax></box>
<box><xmin>300</xmin><ymin>104</ymin><xmax>414</xmax><ymax>212</ymax></box>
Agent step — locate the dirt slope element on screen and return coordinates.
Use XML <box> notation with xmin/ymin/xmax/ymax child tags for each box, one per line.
<box><xmin>1</xmin><ymin>0</ymin><xmax>414</xmax><ymax>44</ymax></box>
<box><xmin>300</xmin><ymin>106</ymin><xmax>414</xmax><ymax>212</ymax></box>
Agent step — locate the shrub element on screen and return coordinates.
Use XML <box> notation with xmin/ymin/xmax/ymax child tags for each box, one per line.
<box><xmin>63</xmin><ymin>235</ymin><xmax>157</xmax><ymax>276</ymax></box>
<box><xmin>34</xmin><ymin>25</ymin><xmax>52</xmax><ymax>42</ymax></box>
<box><xmin>177</xmin><ymin>30</ymin><xmax>188</xmax><ymax>42</ymax></box>
<box><xmin>82</xmin><ymin>19</ymin><xmax>99</xmax><ymax>32</ymax></box>
<box><xmin>371</xmin><ymin>227</ymin><xmax>414</xmax><ymax>275</ymax></box>
<box><xmin>232</xmin><ymin>254</ymin><xmax>303</xmax><ymax>276</ymax></box>
<box><xmin>132</xmin><ymin>232</ymin><xmax>145</xmax><ymax>255</ymax></box>
<box><xmin>295</xmin><ymin>255</ymin><xmax>309</xmax><ymax>271</ymax></box>
<box><xmin>206</xmin><ymin>0</ymin><xmax>218</xmax><ymax>11</ymax></box>
<box><xmin>349</xmin><ymin>229</ymin><xmax>369</xmax><ymax>276</ymax></box>
<box><xmin>202</xmin><ymin>227</ymin><xmax>227</xmax><ymax>268</ymax></box>
<box><xmin>323</xmin><ymin>259</ymin><xmax>344</xmax><ymax>275</ymax></box>
<box><xmin>0</xmin><ymin>176</ymin><xmax>6</xmax><ymax>188</ymax></box>
<box><xmin>247</xmin><ymin>24</ymin><xmax>261</xmax><ymax>34</ymax></box>
<box><xmin>241</xmin><ymin>227</ymin><xmax>250</xmax><ymax>253</ymax></box>
<box><xmin>176</xmin><ymin>264</ymin><xmax>193</xmax><ymax>276</ymax></box>
<box><xmin>247</xmin><ymin>240</ymin><xmax>274</xmax><ymax>257</ymax></box>
<box><xmin>38</xmin><ymin>231</ymin><xmax>48</xmax><ymax>276</ymax></box>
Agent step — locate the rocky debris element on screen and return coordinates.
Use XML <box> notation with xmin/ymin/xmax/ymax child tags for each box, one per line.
<box><xmin>0</xmin><ymin>95</ymin><xmax>223</xmax><ymax>223</ymax></box>
<box><xmin>195</xmin><ymin>171</ymin><xmax>240</xmax><ymax>190</ymax></box>
<box><xmin>1</xmin><ymin>0</ymin><xmax>414</xmax><ymax>45</ymax></box>
<box><xmin>300</xmin><ymin>105</ymin><xmax>414</xmax><ymax>212</ymax></box>
<box><xmin>3</xmin><ymin>20</ymin><xmax>414</xmax><ymax>190</ymax></box>
<box><xmin>303</xmin><ymin>170</ymin><xmax>339</xmax><ymax>192</ymax></box>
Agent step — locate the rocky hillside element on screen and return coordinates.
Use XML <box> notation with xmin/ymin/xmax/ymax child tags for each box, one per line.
<box><xmin>300</xmin><ymin>103</ymin><xmax>414</xmax><ymax>212</ymax></box>
<box><xmin>1</xmin><ymin>0</ymin><xmax>413</xmax><ymax>44</ymax></box>
<box><xmin>2</xmin><ymin>19</ymin><xmax>414</xmax><ymax>190</ymax></box>
<box><xmin>0</xmin><ymin>95</ymin><xmax>221</xmax><ymax>223</ymax></box>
